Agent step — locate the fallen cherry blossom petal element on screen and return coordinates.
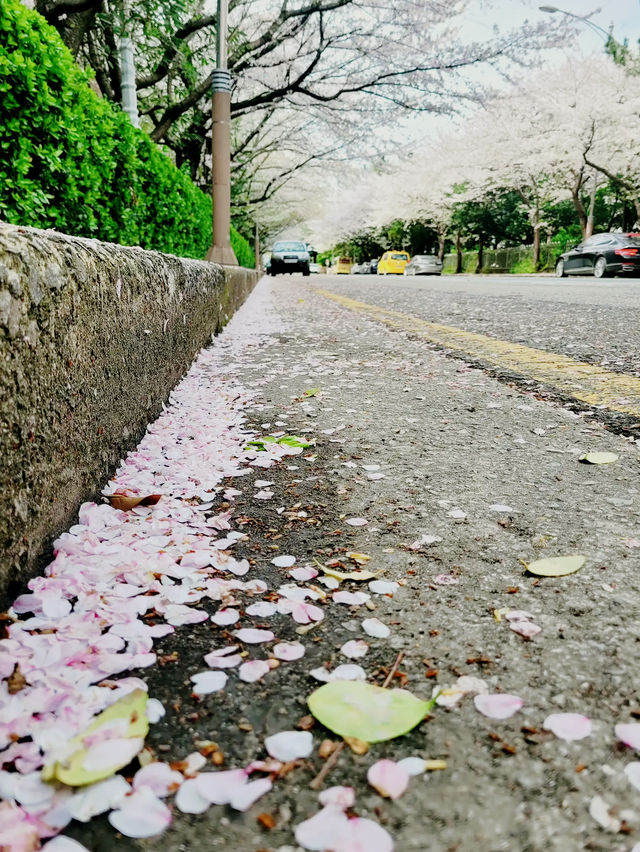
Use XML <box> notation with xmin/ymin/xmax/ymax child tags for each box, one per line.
<box><xmin>504</xmin><ymin>610</ymin><xmax>535</xmax><ymax>622</ymax></box>
<box><xmin>107</xmin><ymin>788</ymin><xmax>171</xmax><ymax>838</ymax></box>
<box><xmin>368</xmin><ymin>580</ymin><xmax>398</xmax><ymax>595</ymax></box>
<box><xmin>295</xmin><ymin>806</ymin><xmax>351</xmax><ymax>851</ymax></box>
<box><xmin>474</xmin><ymin>694</ymin><xmax>523</xmax><ymax>720</ymax></box>
<box><xmin>235</xmin><ymin>628</ymin><xmax>275</xmax><ymax>643</ymax></box>
<box><xmin>174</xmin><ymin>778</ymin><xmax>211</xmax><ymax>814</ymax></box>
<box><xmin>133</xmin><ymin>762</ymin><xmax>183</xmax><ymax>797</ymax></box>
<box><xmin>195</xmin><ymin>769</ymin><xmax>247</xmax><ymax>805</ymax></box>
<box><xmin>204</xmin><ymin>650</ymin><xmax>242</xmax><ymax>668</ymax></box>
<box><xmin>229</xmin><ymin>777</ymin><xmax>272</xmax><ymax>811</ymax></box>
<box><xmin>42</xmin><ymin>839</ymin><xmax>91</xmax><ymax>852</ymax></box>
<box><xmin>245</xmin><ymin>602</ymin><xmax>277</xmax><ymax>617</ymax></box>
<box><xmin>265</xmin><ymin>731</ymin><xmax>314</xmax><ymax>761</ymax></box>
<box><xmin>309</xmin><ymin>667</ymin><xmax>333</xmax><ymax>682</ymax></box>
<box><xmin>333</xmin><ymin>590</ymin><xmax>370</xmax><ymax>606</ymax></box>
<box><xmin>271</xmin><ymin>554</ymin><xmax>297</xmax><ymax>568</ymax></box>
<box><xmin>397</xmin><ymin>757</ymin><xmax>427</xmax><ymax>776</ymax></box>
<box><xmin>211</xmin><ymin>608</ymin><xmax>240</xmax><ymax>626</ymax></box>
<box><xmin>82</xmin><ymin>737</ymin><xmax>144</xmax><ymax>773</ymax></box>
<box><xmin>362</xmin><ymin>617</ymin><xmax>390</xmax><ymax>638</ymax></box>
<box><xmin>624</xmin><ymin>762</ymin><xmax>640</xmax><ymax>791</ymax></box>
<box><xmin>190</xmin><ymin>671</ymin><xmax>228</xmax><ymax>695</ymax></box>
<box><xmin>509</xmin><ymin>621</ymin><xmax>541</xmax><ymax>639</ymax></box>
<box><xmin>367</xmin><ymin>759</ymin><xmax>410</xmax><ymax>799</ymax></box>
<box><xmin>490</xmin><ymin>504</ymin><xmax>514</xmax><ymax>512</ymax></box>
<box><xmin>272</xmin><ymin>641</ymin><xmax>306</xmax><ymax>661</ymax></box>
<box><xmin>239</xmin><ymin>660</ymin><xmax>270</xmax><ymax>683</ymax></box>
<box><xmin>342</xmin><ymin>816</ymin><xmax>394</xmax><ymax>851</ymax></box>
<box><xmin>616</xmin><ymin>723</ymin><xmax>640</xmax><ymax>751</ymax></box>
<box><xmin>331</xmin><ymin>664</ymin><xmax>367</xmax><ymax>682</ymax></box>
<box><xmin>67</xmin><ymin>776</ymin><xmax>131</xmax><ymax>822</ymax></box>
<box><xmin>146</xmin><ymin>699</ymin><xmax>166</xmax><ymax>723</ymax></box>
<box><xmin>589</xmin><ymin>795</ymin><xmax>621</xmax><ymax>832</ymax></box>
<box><xmin>433</xmin><ymin>574</ymin><xmax>458</xmax><ymax>586</ymax></box>
<box><xmin>346</xmin><ymin>518</ymin><xmax>368</xmax><ymax>527</ymax></box>
<box><xmin>543</xmin><ymin>713</ymin><xmax>592</xmax><ymax>741</ymax></box>
<box><xmin>289</xmin><ymin>567</ymin><xmax>318</xmax><ymax>582</ymax></box>
<box><xmin>340</xmin><ymin>640</ymin><xmax>369</xmax><ymax>659</ymax></box>
<box><xmin>318</xmin><ymin>786</ymin><xmax>355</xmax><ymax>809</ymax></box>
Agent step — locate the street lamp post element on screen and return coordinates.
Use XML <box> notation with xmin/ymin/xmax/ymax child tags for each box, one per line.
<box><xmin>538</xmin><ymin>6</ymin><xmax>614</xmax><ymax>43</ymax></box>
<box><xmin>206</xmin><ymin>0</ymin><xmax>238</xmax><ymax>266</ymax></box>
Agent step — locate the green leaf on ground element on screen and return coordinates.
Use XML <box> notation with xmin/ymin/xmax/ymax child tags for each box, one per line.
<box><xmin>308</xmin><ymin>681</ymin><xmax>432</xmax><ymax>742</ymax></box>
<box><xmin>524</xmin><ymin>555</ymin><xmax>586</xmax><ymax>577</ymax></box>
<box><xmin>579</xmin><ymin>452</ymin><xmax>618</xmax><ymax>465</ymax></box>
<box><xmin>246</xmin><ymin>435</ymin><xmax>315</xmax><ymax>451</ymax></box>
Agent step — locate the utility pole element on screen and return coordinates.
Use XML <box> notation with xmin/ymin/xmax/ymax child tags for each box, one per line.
<box><xmin>206</xmin><ymin>0</ymin><xmax>238</xmax><ymax>265</ymax></box>
<box><xmin>254</xmin><ymin>221</ymin><xmax>260</xmax><ymax>271</ymax></box>
<box><xmin>119</xmin><ymin>0</ymin><xmax>139</xmax><ymax>127</ymax></box>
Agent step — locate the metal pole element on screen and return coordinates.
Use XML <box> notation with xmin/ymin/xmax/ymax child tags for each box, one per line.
<box><xmin>206</xmin><ymin>0</ymin><xmax>238</xmax><ymax>265</ymax></box>
<box><xmin>254</xmin><ymin>220</ymin><xmax>260</xmax><ymax>271</ymax></box>
<box><xmin>119</xmin><ymin>0</ymin><xmax>139</xmax><ymax>127</ymax></box>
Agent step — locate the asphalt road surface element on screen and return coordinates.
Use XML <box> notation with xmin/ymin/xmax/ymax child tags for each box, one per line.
<box><xmin>20</xmin><ymin>273</ymin><xmax>640</xmax><ymax>852</ymax></box>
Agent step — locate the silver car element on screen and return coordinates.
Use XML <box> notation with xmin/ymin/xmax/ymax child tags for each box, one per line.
<box><xmin>403</xmin><ymin>254</ymin><xmax>442</xmax><ymax>276</ymax></box>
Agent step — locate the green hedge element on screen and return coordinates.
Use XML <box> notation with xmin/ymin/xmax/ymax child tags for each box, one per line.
<box><xmin>0</xmin><ymin>0</ymin><xmax>253</xmax><ymax>266</ymax></box>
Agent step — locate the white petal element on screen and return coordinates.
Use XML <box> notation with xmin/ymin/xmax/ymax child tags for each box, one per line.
<box><xmin>397</xmin><ymin>757</ymin><xmax>427</xmax><ymax>776</ymax></box>
<box><xmin>174</xmin><ymin>778</ymin><xmax>211</xmax><ymax>814</ymax></box>
<box><xmin>362</xmin><ymin>617</ymin><xmax>390</xmax><ymax>638</ymax></box>
<box><xmin>273</xmin><ymin>641</ymin><xmax>306</xmax><ymax>661</ymax></box>
<box><xmin>367</xmin><ymin>759</ymin><xmax>410</xmax><ymax>799</ymax></box>
<box><xmin>230</xmin><ymin>776</ymin><xmax>272</xmax><ymax>811</ymax></box>
<box><xmin>108</xmin><ymin>788</ymin><xmax>171</xmax><ymax>838</ymax></box>
<box><xmin>133</xmin><ymin>762</ymin><xmax>183</xmax><ymax>797</ymax></box>
<box><xmin>235</xmin><ymin>628</ymin><xmax>275</xmax><ymax>644</ymax></box>
<box><xmin>239</xmin><ymin>660</ymin><xmax>270</xmax><ymax>682</ymax></box>
<box><xmin>67</xmin><ymin>776</ymin><xmax>131</xmax><ymax>822</ymax></box>
<box><xmin>271</xmin><ymin>555</ymin><xmax>297</xmax><ymax>568</ymax></box>
<box><xmin>340</xmin><ymin>640</ymin><xmax>369</xmax><ymax>659</ymax></box>
<box><xmin>190</xmin><ymin>670</ymin><xmax>228</xmax><ymax>695</ymax></box>
<box><xmin>265</xmin><ymin>731</ymin><xmax>313</xmax><ymax>761</ymax></box>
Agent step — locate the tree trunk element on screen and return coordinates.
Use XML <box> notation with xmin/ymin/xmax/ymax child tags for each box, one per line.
<box><xmin>585</xmin><ymin>171</ymin><xmax>597</xmax><ymax>238</ymax></box>
<box><xmin>571</xmin><ymin>188</ymin><xmax>588</xmax><ymax>238</ymax></box>
<box><xmin>455</xmin><ymin>231</ymin><xmax>462</xmax><ymax>274</ymax></box>
<box><xmin>437</xmin><ymin>229</ymin><xmax>446</xmax><ymax>261</ymax></box>
<box><xmin>475</xmin><ymin>235</ymin><xmax>484</xmax><ymax>274</ymax></box>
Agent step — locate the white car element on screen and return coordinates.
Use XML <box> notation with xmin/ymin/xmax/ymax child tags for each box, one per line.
<box><xmin>403</xmin><ymin>254</ymin><xmax>443</xmax><ymax>276</ymax></box>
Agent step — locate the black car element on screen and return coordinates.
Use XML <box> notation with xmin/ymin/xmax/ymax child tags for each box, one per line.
<box><xmin>269</xmin><ymin>241</ymin><xmax>310</xmax><ymax>276</ymax></box>
<box><xmin>556</xmin><ymin>232</ymin><xmax>640</xmax><ymax>279</ymax></box>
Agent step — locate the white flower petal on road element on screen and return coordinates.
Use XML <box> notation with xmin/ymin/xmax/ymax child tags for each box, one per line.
<box><xmin>433</xmin><ymin>574</ymin><xmax>458</xmax><ymax>586</ymax></box>
<box><xmin>273</xmin><ymin>641</ymin><xmax>306</xmax><ymax>661</ymax></box>
<box><xmin>81</xmin><ymin>737</ymin><xmax>144</xmax><ymax>773</ymax></box>
<box><xmin>332</xmin><ymin>590</ymin><xmax>370</xmax><ymax>606</ymax></box>
<box><xmin>490</xmin><ymin>504</ymin><xmax>514</xmax><ymax>512</ymax></box>
<box><xmin>67</xmin><ymin>776</ymin><xmax>131</xmax><ymax>822</ymax></box>
<box><xmin>42</xmin><ymin>839</ymin><xmax>91</xmax><ymax>852</ymax></box>
<box><xmin>543</xmin><ymin>713</ymin><xmax>592</xmax><ymax>741</ymax></box>
<box><xmin>235</xmin><ymin>628</ymin><xmax>275</xmax><ymax>643</ymax></box>
<box><xmin>190</xmin><ymin>670</ymin><xmax>228</xmax><ymax>695</ymax></box>
<box><xmin>368</xmin><ymin>580</ymin><xmax>399</xmax><ymax>595</ymax></box>
<box><xmin>318</xmin><ymin>786</ymin><xmax>356</xmax><ymax>809</ymax></box>
<box><xmin>509</xmin><ymin>621</ymin><xmax>542</xmax><ymax>639</ymax></box>
<box><xmin>211</xmin><ymin>608</ymin><xmax>240</xmax><ymax>626</ymax></box>
<box><xmin>272</xmin><ymin>554</ymin><xmax>297</xmax><ymax>568</ymax></box>
<box><xmin>367</xmin><ymin>759</ymin><xmax>410</xmax><ymax>799</ymax></box>
<box><xmin>255</xmin><ymin>490</ymin><xmax>274</xmax><ymax>500</ymax></box>
<box><xmin>505</xmin><ymin>610</ymin><xmax>535</xmax><ymax>622</ymax></box>
<box><xmin>146</xmin><ymin>698</ymin><xmax>166</xmax><ymax>723</ymax></box>
<box><xmin>265</xmin><ymin>731</ymin><xmax>314</xmax><ymax>761</ymax></box>
<box><xmin>343</xmin><ymin>817</ymin><xmax>394</xmax><ymax>851</ymax></box>
<box><xmin>624</xmin><ymin>762</ymin><xmax>640</xmax><ymax>791</ymax></box>
<box><xmin>367</xmin><ymin>472</ymin><xmax>385</xmax><ymax>481</ymax></box>
<box><xmin>246</xmin><ymin>601</ymin><xmax>277</xmax><ymax>617</ymax></box>
<box><xmin>295</xmin><ymin>806</ymin><xmax>352</xmax><ymax>850</ymax></box>
<box><xmin>346</xmin><ymin>518</ymin><xmax>368</xmax><ymax>527</ymax></box>
<box><xmin>340</xmin><ymin>640</ymin><xmax>369</xmax><ymax>659</ymax></box>
<box><xmin>362</xmin><ymin>617</ymin><xmax>390</xmax><ymax>638</ymax></box>
<box><xmin>362</xmin><ymin>464</ymin><xmax>380</xmax><ymax>471</ymax></box>
<box><xmin>331</xmin><ymin>664</ymin><xmax>366</xmax><ymax>682</ymax></box>
<box><xmin>174</xmin><ymin>778</ymin><xmax>211</xmax><ymax>814</ymax></box>
<box><xmin>616</xmin><ymin>723</ymin><xmax>640</xmax><ymax>751</ymax></box>
<box><xmin>309</xmin><ymin>667</ymin><xmax>332</xmax><ymax>682</ymax></box>
<box><xmin>133</xmin><ymin>762</ymin><xmax>183</xmax><ymax>797</ymax></box>
<box><xmin>195</xmin><ymin>769</ymin><xmax>247</xmax><ymax>805</ymax></box>
<box><xmin>447</xmin><ymin>508</ymin><xmax>466</xmax><ymax>519</ymax></box>
<box><xmin>397</xmin><ymin>757</ymin><xmax>427</xmax><ymax>776</ymax></box>
<box><xmin>289</xmin><ymin>567</ymin><xmax>318</xmax><ymax>582</ymax></box>
<box><xmin>435</xmin><ymin>676</ymin><xmax>488</xmax><ymax>708</ymax></box>
<box><xmin>254</xmin><ymin>480</ymin><xmax>274</xmax><ymax>487</ymax></box>
<box><xmin>239</xmin><ymin>660</ymin><xmax>270</xmax><ymax>683</ymax></box>
<box><xmin>589</xmin><ymin>795</ymin><xmax>621</xmax><ymax>832</ymax></box>
<box><xmin>474</xmin><ymin>694</ymin><xmax>523</xmax><ymax>720</ymax></box>
<box><xmin>409</xmin><ymin>533</ymin><xmax>442</xmax><ymax>550</ymax></box>
<box><xmin>229</xmin><ymin>776</ymin><xmax>272</xmax><ymax>812</ymax></box>
<box><xmin>108</xmin><ymin>787</ymin><xmax>171</xmax><ymax>838</ymax></box>
<box><xmin>204</xmin><ymin>650</ymin><xmax>242</xmax><ymax>668</ymax></box>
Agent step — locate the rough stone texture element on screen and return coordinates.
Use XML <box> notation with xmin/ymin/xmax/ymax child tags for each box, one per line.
<box><xmin>0</xmin><ymin>223</ymin><xmax>256</xmax><ymax>600</ymax></box>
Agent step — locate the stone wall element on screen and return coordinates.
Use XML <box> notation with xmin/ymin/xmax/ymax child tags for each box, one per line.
<box><xmin>0</xmin><ymin>223</ymin><xmax>257</xmax><ymax>601</ymax></box>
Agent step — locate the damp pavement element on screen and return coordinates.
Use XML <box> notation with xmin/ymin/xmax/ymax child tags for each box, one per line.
<box><xmin>10</xmin><ymin>273</ymin><xmax>640</xmax><ymax>852</ymax></box>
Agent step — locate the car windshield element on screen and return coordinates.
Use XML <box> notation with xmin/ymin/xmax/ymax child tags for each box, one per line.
<box><xmin>391</xmin><ymin>253</ymin><xmax>409</xmax><ymax>260</ymax></box>
<box><xmin>273</xmin><ymin>241</ymin><xmax>306</xmax><ymax>251</ymax></box>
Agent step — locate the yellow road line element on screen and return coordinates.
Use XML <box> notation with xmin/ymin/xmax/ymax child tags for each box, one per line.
<box><xmin>316</xmin><ymin>288</ymin><xmax>640</xmax><ymax>417</ymax></box>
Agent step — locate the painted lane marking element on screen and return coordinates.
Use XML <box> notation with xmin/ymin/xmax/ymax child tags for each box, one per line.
<box><xmin>315</xmin><ymin>289</ymin><xmax>640</xmax><ymax>417</ymax></box>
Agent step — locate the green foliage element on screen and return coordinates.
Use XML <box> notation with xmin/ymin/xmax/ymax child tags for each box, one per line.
<box><xmin>509</xmin><ymin>257</ymin><xmax>536</xmax><ymax>274</ymax></box>
<box><xmin>0</xmin><ymin>0</ymin><xmax>254</xmax><ymax>266</ymax></box>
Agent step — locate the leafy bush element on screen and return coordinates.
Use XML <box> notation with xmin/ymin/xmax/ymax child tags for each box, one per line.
<box><xmin>0</xmin><ymin>0</ymin><xmax>253</xmax><ymax>266</ymax></box>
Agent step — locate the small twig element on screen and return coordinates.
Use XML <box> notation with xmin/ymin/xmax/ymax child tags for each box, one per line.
<box><xmin>309</xmin><ymin>742</ymin><xmax>345</xmax><ymax>790</ymax></box>
<box><xmin>382</xmin><ymin>652</ymin><xmax>404</xmax><ymax>688</ymax></box>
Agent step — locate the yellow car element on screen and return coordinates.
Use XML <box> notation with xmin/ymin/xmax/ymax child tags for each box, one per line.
<box><xmin>331</xmin><ymin>257</ymin><xmax>352</xmax><ymax>274</ymax></box>
<box><xmin>377</xmin><ymin>251</ymin><xmax>410</xmax><ymax>275</ymax></box>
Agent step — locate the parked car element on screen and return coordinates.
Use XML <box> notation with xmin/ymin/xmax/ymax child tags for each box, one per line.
<box><xmin>331</xmin><ymin>257</ymin><xmax>352</xmax><ymax>274</ymax></box>
<box><xmin>351</xmin><ymin>262</ymin><xmax>369</xmax><ymax>274</ymax></box>
<box><xmin>377</xmin><ymin>251</ymin><xmax>410</xmax><ymax>275</ymax></box>
<box><xmin>403</xmin><ymin>254</ymin><xmax>443</xmax><ymax>276</ymax></box>
<box><xmin>269</xmin><ymin>240</ymin><xmax>310</xmax><ymax>276</ymax></box>
<box><xmin>309</xmin><ymin>261</ymin><xmax>322</xmax><ymax>274</ymax></box>
<box><xmin>369</xmin><ymin>258</ymin><xmax>379</xmax><ymax>274</ymax></box>
<box><xmin>555</xmin><ymin>232</ymin><xmax>640</xmax><ymax>278</ymax></box>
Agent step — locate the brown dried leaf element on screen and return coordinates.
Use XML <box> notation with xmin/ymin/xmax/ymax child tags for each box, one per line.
<box><xmin>298</xmin><ymin>715</ymin><xmax>315</xmax><ymax>731</ymax></box>
<box><xmin>343</xmin><ymin>736</ymin><xmax>369</xmax><ymax>755</ymax></box>
<box><xmin>318</xmin><ymin>739</ymin><xmax>339</xmax><ymax>759</ymax></box>
<box><xmin>257</xmin><ymin>812</ymin><xmax>277</xmax><ymax>830</ymax></box>
<box><xmin>7</xmin><ymin>663</ymin><xmax>28</xmax><ymax>694</ymax></box>
<box><xmin>107</xmin><ymin>492</ymin><xmax>162</xmax><ymax>511</ymax></box>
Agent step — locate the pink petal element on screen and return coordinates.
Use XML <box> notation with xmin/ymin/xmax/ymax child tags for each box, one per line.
<box><xmin>235</xmin><ymin>628</ymin><xmax>275</xmax><ymax>644</ymax></box>
<box><xmin>211</xmin><ymin>608</ymin><xmax>240</xmax><ymax>626</ymax></box>
<box><xmin>346</xmin><ymin>518</ymin><xmax>368</xmax><ymax>527</ymax></box>
<box><xmin>272</xmin><ymin>555</ymin><xmax>297</xmax><ymax>568</ymax></box>
<box><xmin>543</xmin><ymin>713</ymin><xmax>592</xmax><ymax>741</ymax></box>
<box><xmin>367</xmin><ymin>759</ymin><xmax>410</xmax><ymax>799</ymax></box>
<box><xmin>474</xmin><ymin>694</ymin><xmax>523</xmax><ymax>720</ymax></box>
<box><xmin>108</xmin><ymin>788</ymin><xmax>171</xmax><ymax>838</ymax></box>
<box><xmin>174</xmin><ymin>778</ymin><xmax>211</xmax><ymax>814</ymax></box>
<box><xmin>133</xmin><ymin>762</ymin><xmax>183</xmax><ymax>797</ymax></box>
<box><xmin>340</xmin><ymin>640</ymin><xmax>369</xmax><ymax>659</ymax></box>
<box><xmin>368</xmin><ymin>581</ymin><xmax>398</xmax><ymax>595</ymax></box>
<box><xmin>265</xmin><ymin>731</ymin><xmax>313</xmax><ymax>761</ymax></box>
<box><xmin>290</xmin><ymin>567</ymin><xmax>318</xmax><ymax>582</ymax></box>
<box><xmin>230</xmin><ymin>776</ymin><xmax>272</xmax><ymax>811</ymax></box>
<box><xmin>330</xmin><ymin>664</ymin><xmax>366</xmax><ymax>682</ymax></box>
<box><xmin>616</xmin><ymin>723</ymin><xmax>640</xmax><ymax>751</ymax></box>
<box><xmin>341</xmin><ymin>816</ymin><xmax>394</xmax><ymax>851</ymax></box>
<box><xmin>362</xmin><ymin>618</ymin><xmax>390</xmax><ymax>638</ymax></box>
<box><xmin>318</xmin><ymin>786</ymin><xmax>355</xmax><ymax>809</ymax></box>
<box><xmin>295</xmin><ymin>806</ymin><xmax>352</xmax><ymax>850</ymax></box>
<box><xmin>239</xmin><ymin>660</ymin><xmax>270</xmax><ymax>683</ymax></box>
<box><xmin>190</xmin><ymin>671</ymin><xmax>228</xmax><ymax>695</ymax></box>
<box><xmin>505</xmin><ymin>609</ymin><xmax>535</xmax><ymax>622</ymax></box>
<box><xmin>273</xmin><ymin>641</ymin><xmax>306</xmax><ymax>661</ymax></box>
<box><xmin>333</xmin><ymin>591</ymin><xmax>370</xmax><ymax>606</ymax></box>
<box><xmin>204</xmin><ymin>650</ymin><xmax>242</xmax><ymax>668</ymax></box>
<box><xmin>509</xmin><ymin>620</ymin><xmax>541</xmax><ymax>638</ymax></box>
<box><xmin>195</xmin><ymin>769</ymin><xmax>247</xmax><ymax>805</ymax></box>
<box><xmin>433</xmin><ymin>574</ymin><xmax>459</xmax><ymax>586</ymax></box>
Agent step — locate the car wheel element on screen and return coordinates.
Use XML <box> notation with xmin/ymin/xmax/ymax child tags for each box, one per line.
<box><xmin>555</xmin><ymin>259</ymin><xmax>567</xmax><ymax>278</ymax></box>
<box><xmin>302</xmin><ymin>266</ymin><xmax>310</xmax><ymax>277</ymax></box>
<box><xmin>593</xmin><ymin>256</ymin><xmax>608</xmax><ymax>279</ymax></box>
